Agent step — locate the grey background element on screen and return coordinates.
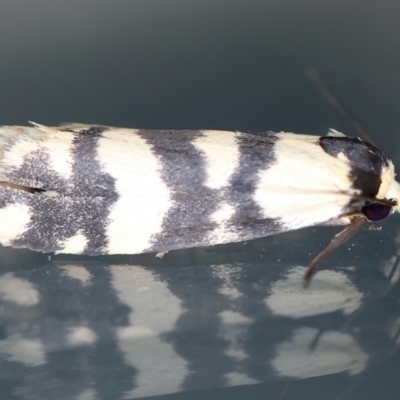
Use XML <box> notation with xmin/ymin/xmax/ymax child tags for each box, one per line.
<box><xmin>1</xmin><ymin>1</ymin><xmax>400</xmax><ymax>399</ymax></box>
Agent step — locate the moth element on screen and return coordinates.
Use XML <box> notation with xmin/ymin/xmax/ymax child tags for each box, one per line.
<box><xmin>0</xmin><ymin>120</ymin><xmax>398</xmax><ymax>281</ymax></box>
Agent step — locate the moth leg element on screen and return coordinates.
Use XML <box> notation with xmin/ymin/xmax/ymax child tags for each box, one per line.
<box><xmin>304</xmin><ymin>216</ymin><xmax>368</xmax><ymax>282</ymax></box>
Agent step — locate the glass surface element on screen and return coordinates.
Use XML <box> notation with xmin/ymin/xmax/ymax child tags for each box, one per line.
<box><xmin>1</xmin><ymin>1</ymin><xmax>400</xmax><ymax>399</ymax></box>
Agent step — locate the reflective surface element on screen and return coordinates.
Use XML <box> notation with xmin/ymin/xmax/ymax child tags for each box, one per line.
<box><xmin>1</xmin><ymin>1</ymin><xmax>400</xmax><ymax>399</ymax></box>
<box><xmin>0</xmin><ymin>258</ymin><xmax>399</xmax><ymax>400</ymax></box>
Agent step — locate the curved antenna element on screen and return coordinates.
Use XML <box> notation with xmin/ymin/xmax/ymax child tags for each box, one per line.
<box><xmin>306</xmin><ymin>68</ymin><xmax>377</xmax><ymax>146</ymax></box>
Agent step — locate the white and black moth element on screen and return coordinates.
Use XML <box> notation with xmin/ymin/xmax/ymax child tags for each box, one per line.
<box><xmin>0</xmin><ymin>123</ymin><xmax>399</xmax><ymax>272</ymax></box>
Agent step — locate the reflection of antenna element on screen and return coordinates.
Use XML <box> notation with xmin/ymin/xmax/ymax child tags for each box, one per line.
<box><xmin>306</xmin><ymin>68</ymin><xmax>377</xmax><ymax>146</ymax></box>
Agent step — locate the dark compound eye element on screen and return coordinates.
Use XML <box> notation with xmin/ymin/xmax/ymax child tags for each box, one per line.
<box><xmin>361</xmin><ymin>203</ymin><xmax>392</xmax><ymax>221</ymax></box>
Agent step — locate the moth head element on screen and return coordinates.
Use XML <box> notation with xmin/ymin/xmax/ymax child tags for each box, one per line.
<box><xmin>361</xmin><ymin>161</ymin><xmax>400</xmax><ymax>221</ymax></box>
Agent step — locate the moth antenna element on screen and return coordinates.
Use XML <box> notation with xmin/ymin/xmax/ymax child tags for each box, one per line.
<box><xmin>306</xmin><ymin>68</ymin><xmax>377</xmax><ymax>146</ymax></box>
<box><xmin>304</xmin><ymin>216</ymin><xmax>367</xmax><ymax>283</ymax></box>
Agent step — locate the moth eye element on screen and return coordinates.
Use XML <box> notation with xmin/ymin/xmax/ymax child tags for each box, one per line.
<box><xmin>361</xmin><ymin>203</ymin><xmax>392</xmax><ymax>221</ymax></box>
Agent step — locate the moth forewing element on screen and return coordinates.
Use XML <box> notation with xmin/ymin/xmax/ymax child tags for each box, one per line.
<box><xmin>0</xmin><ymin>123</ymin><xmax>398</xmax><ymax>276</ymax></box>
<box><xmin>254</xmin><ymin>132</ymin><xmax>356</xmax><ymax>230</ymax></box>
